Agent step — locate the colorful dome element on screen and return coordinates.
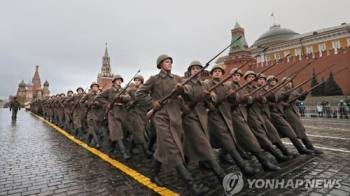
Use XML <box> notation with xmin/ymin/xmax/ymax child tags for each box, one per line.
<box><xmin>43</xmin><ymin>80</ymin><xmax>49</xmax><ymax>86</ymax></box>
<box><xmin>27</xmin><ymin>80</ymin><xmax>34</xmax><ymax>87</ymax></box>
<box><xmin>18</xmin><ymin>79</ymin><xmax>27</xmax><ymax>88</ymax></box>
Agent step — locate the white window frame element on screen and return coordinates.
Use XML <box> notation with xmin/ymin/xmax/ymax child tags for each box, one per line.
<box><xmin>274</xmin><ymin>53</ymin><xmax>280</xmax><ymax>60</ymax></box>
<box><xmin>306</xmin><ymin>46</ymin><xmax>313</xmax><ymax>54</ymax></box>
<box><xmin>295</xmin><ymin>48</ymin><xmax>301</xmax><ymax>60</ymax></box>
<box><xmin>347</xmin><ymin>38</ymin><xmax>350</xmax><ymax>47</ymax></box>
<box><xmin>332</xmin><ymin>40</ymin><xmax>340</xmax><ymax>54</ymax></box>
<box><xmin>318</xmin><ymin>43</ymin><xmax>326</xmax><ymax>57</ymax></box>
<box><xmin>284</xmin><ymin>50</ymin><xmax>290</xmax><ymax>62</ymax></box>
<box><xmin>265</xmin><ymin>54</ymin><xmax>270</xmax><ymax>61</ymax></box>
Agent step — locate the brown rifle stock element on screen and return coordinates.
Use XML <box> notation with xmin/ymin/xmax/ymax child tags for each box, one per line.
<box><xmin>147</xmin><ymin>36</ymin><xmax>243</xmax><ymax>119</ymax></box>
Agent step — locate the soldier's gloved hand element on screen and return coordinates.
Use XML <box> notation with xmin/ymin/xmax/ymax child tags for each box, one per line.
<box><xmin>282</xmin><ymin>91</ymin><xmax>291</xmax><ymax>98</ymax></box>
<box><xmin>203</xmin><ymin>90</ymin><xmax>211</xmax><ymax>98</ymax></box>
<box><xmin>181</xmin><ymin>104</ymin><xmax>191</xmax><ymax>114</ymax></box>
<box><xmin>153</xmin><ymin>100</ymin><xmax>161</xmax><ymax>111</ymax></box>
<box><xmin>228</xmin><ymin>90</ymin><xmax>236</xmax><ymax>98</ymax></box>
<box><xmin>302</xmin><ymin>90</ymin><xmax>309</xmax><ymax>96</ymax></box>
<box><xmin>175</xmin><ymin>83</ymin><xmax>184</xmax><ymax>93</ymax></box>
<box><xmin>282</xmin><ymin>102</ymin><xmax>291</xmax><ymax>109</ymax></box>
<box><xmin>241</xmin><ymin>94</ymin><xmax>249</xmax><ymax>103</ymax></box>
<box><xmin>106</xmin><ymin>103</ymin><xmax>111</xmax><ymax>110</ymax></box>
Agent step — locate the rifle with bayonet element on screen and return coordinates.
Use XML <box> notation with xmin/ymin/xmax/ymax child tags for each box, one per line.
<box><xmin>146</xmin><ymin>36</ymin><xmax>243</xmax><ymax>119</ymax></box>
<box><xmin>83</xmin><ymin>83</ymin><xmax>107</xmax><ymax>118</ymax></box>
<box><xmin>70</xmin><ymin>87</ymin><xmax>88</xmax><ymax>116</ymax></box>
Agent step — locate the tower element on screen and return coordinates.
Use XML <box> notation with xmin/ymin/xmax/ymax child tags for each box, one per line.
<box><xmin>43</xmin><ymin>80</ymin><xmax>50</xmax><ymax>97</ymax></box>
<box><xmin>16</xmin><ymin>79</ymin><xmax>27</xmax><ymax>105</ymax></box>
<box><xmin>26</xmin><ymin>80</ymin><xmax>34</xmax><ymax>101</ymax></box>
<box><xmin>32</xmin><ymin>64</ymin><xmax>42</xmax><ymax>98</ymax></box>
<box><xmin>97</xmin><ymin>44</ymin><xmax>114</xmax><ymax>90</ymax></box>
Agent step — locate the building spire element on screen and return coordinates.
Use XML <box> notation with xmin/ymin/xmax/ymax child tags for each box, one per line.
<box><xmin>104</xmin><ymin>42</ymin><xmax>109</xmax><ymax>57</ymax></box>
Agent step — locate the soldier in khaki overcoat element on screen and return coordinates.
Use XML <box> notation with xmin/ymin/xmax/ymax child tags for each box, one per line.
<box><xmin>181</xmin><ymin>61</ymin><xmax>226</xmax><ymax>184</ymax></box>
<box><xmin>136</xmin><ymin>54</ymin><xmax>209</xmax><ymax>195</ymax></box>
<box><xmin>127</xmin><ymin>75</ymin><xmax>153</xmax><ymax>159</ymax></box>
<box><xmin>96</xmin><ymin>75</ymin><xmax>131</xmax><ymax>161</ymax></box>
<box><xmin>207</xmin><ymin>65</ymin><xmax>261</xmax><ymax>176</ymax></box>
<box><xmin>63</xmin><ymin>90</ymin><xmax>74</xmax><ymax>133</ymax></box>
<box><xmin>66</xmin><ymin>87</ymin><xmax>85</xmax><ymax>139</ymax></box>
<box><xmin>80</xmin><ymin>82</ymin><xmax>104</xmax><ymax>149</ymax></box>
<box><xmin>281</xmin><ymin>77</ymin><xmax>323</xmax><ymax>154</ymax></box>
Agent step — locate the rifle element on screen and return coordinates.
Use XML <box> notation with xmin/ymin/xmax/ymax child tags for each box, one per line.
<box><xmin>83</xmin><ymin>83</ymin><xmax>107</xmax><ymax>118</ymax></box>
<box><xmin>288</xmin><ymin>66</ymin><xmax>348</xmax><ymax>104</ymax></box>
<box><xmin>104</xmin><ymin>70</ymin><xmax>141</xmax><ymax>117</ymax></box>
<box><xmin>70</xmin><ymin>87</ymin><xmax>88</xmax><ymax>115</ymax></box>
<box><xmin>146</xmin><ymin>36</ymin><xmax>243</xmax><ymax>119</ymax></box>
<box><xmin>286</xmin><ymin>63</ymin><xmax>335</xmax><ymax>93</ymax></box>
<box><xmin>261</xmin><ymin>58</ymin><xmax>318</xmax><ymax>97</ymax></box>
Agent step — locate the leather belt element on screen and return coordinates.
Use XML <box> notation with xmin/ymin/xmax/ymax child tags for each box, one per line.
<box><xmin>114</xmin><ymin>103</ymin><xmax>124</xmax><ymax>106</ymax></box>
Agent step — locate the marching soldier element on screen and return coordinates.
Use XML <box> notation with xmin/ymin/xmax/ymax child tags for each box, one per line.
<box><xmin>266</xmin><ymin>75</ymin><xmax>314</xmax><ymax>155</ymax></box>
<box><xmin>136</xmin><ymin>54</ymin><xmax>210</xmax><ymax>195</ymax></box>
<box><xmin>80</xmin><ymin>82</ymin><xmax>103</xmax><ymax>148</ymax></box>
<box><xmin>181</xmin><ymin>61</ymin><xmax>227</xmax><ymax>184</ymax></box>
<box><xmin>228</xmin><ymin>68</ymin><xmax>281</xmax><ymax>171</ymax></box>
<box><xmin>66</xmin><ymin>87</ymin><xmax>85</xmax><ymax>139</ymax></box>
<box><xmin>63</xmin><ymin>90</ymin><xmax>74</xmax><ymax>133</ymax></box>
<box><xmin>10</xmin><ymin>97</ymin><xmax>21</xmax><ymax>121</ymax></box>
<box><xmin>96</xmin><ymin>75</ymin><xmax>131</xmax><ymax>161</ymax></box>
<box><xmin>207</xmin><ymin>65</ymin><xmax>260</xmax><ymax>177</ymax></box>
<box><xmin>281</xmin><ymin>77</ymin><xmax>323</xmax><ymax>154</ymax></box>
<box><xmin>57</xmin><ymin>93</ymin><xmax>66</xmax><ymax>128</ymax></box>
<box><xmin>244</xmin><ymin>71</ymin><xmax>293</xmax><ymax>163</ymax></box>
<box><xmin>127</xmin><ymin>75</ymin><xmax>153</xmax><ymax>159</ymax></box>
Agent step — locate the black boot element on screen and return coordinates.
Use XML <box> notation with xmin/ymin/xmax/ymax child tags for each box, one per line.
<box><xmin>87</xmin><ymin>134</ymin><xmax>93</xmax><ymax>147</ymax></box>
<box><xmin>206</xmin><ymin>160</ymin><xmax>226</xmax><ymax>185</ymax></box>
<box><xmin>302</xmin><ymin>138</ymin><xmax>324</xmax><ymax>154</ymax></box>
<box><xmin>108</xmin><ymin>141</ymin><xmax>117</xmax><ymax>159</ymax></box>
<box><xmin>237</xmin><ymin>148</ymin><xmax>253</xmax><ymax>160</ymax></box>
<box><xmin>275</xmin><ymin>142</ymin><xmax>299</xmax><ymax>158</ymax></box>
<box><xmin>264</xmin><ymin>145</ymin><xmax>293</xmax><ymax>163</ymax></box>
<box><xmin>92</xmin><ymin>133</ymin><xmax>100</xmax><ymax>149</ymax></box>
<box><xmin>150</xmin><ymin>159</ymin><xmax>165</xmax><ymax>187</ymax></box>
<box><xmin>130</xmin><ymin>140</ymin><xmax>139</xmax><ymax>155</ymax></box>
<box><xmin>253</xmin><ymin>151</ymin><xmax>281</xmax><ymax>172</ymax></box>
<box><xmin>175</xmin><ymin>164</ymin><xmax>210</xmax><ymax>196</ymax></box>
<box><xmin>290</xmin><ymin>138</ymin><xmax>314</xmax><ymax>155</ymax></box>
<box><xmin>141</xmin><ymin>142</ymin><xmax>153</xmax><ymax>159</ymax></box>
<box><xmin>148</xmin><ymin>135</ymin><xmax>157</xmax><ymax>153</ymax></box>
<box><xmin>228</xmin><ymin>149</ymin><xmax>260</xmax><ymax>177</ymax></box>
<box><xmin>218</xmin><ymin>149</ymin><xmax>234</xmax><ymax>165</ymax></box>
<box><xmin>117</xmin><ymin>140</ymin><xmax>131</xmax><ymax>162</ymax></box>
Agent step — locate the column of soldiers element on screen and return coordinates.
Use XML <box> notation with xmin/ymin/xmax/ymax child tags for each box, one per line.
<box><xmin>29</xmin><ymin>54</ymin><xmax>323</xmax><ymax>196</ymax></box>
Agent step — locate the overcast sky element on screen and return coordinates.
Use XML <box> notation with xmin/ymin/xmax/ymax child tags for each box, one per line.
<box><xmin>1</xmin><ymin>0</ymin><xmax>349</xmax><ymax>100</ymax></box>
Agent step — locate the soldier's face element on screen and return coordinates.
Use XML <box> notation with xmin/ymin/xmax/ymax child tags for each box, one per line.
<box><xmin>245</xmin><ymin>75</ymin><xmax>255</xmax><ymax>82</ymax></box>
<box><xmin>134</xmin><ymin>79</ymin><xmax>142</xmax><ymax>87</ymax></box>
<box><xmin>258</xmin><ymin>78</ymin><xmax>266</xmax><ymax>85</ymax></box>
<box><xmin>114</xmin><ymin>79</ymin><xmax>122</xmax><ymax>86</ymax></box>
<box><xmin>60</xmin><ymin>94</ymin><xmax>65</xmax><ymax>98</ymax></box>
<box><xmin>285</xmin><ymin>82</ymin><xmax>292</xmax><ymax>88</ymax></box>
<box><xmin>78</xmin><ymin>89</ymin><xmax>83</xmax><ymax>94</ymax></box>
<box><xmin>92</xmin><ymin>85</ymin><xmax>99</xmax><ymax>92</ymax></box>
<box><xmin>161</xmin><ymin>59</ymin><xmax>172</xmax><ymax>72</ymax></box>
<box><xmin>270</xmin><ymin>80</ymin><xmax>277</xmax><ymax>86</ymax></box>
<box><xmin>68</xmin><ymin>92</ymin><xmax>73</xmax><ymax>96</ymax></box>
<box><xmin>190</xmin><ymin>66</ymin><xmax>201</xmax><ymax>75</ymax></box>
<box><xmin>212</xmin><ymin>69</ymin><xmax>223</xmax><ymax>79</ymax></box>
<box><xmin>232</xmin><ymin>74</ymin><xmax>241</xmax><ymax>82</ymax></box>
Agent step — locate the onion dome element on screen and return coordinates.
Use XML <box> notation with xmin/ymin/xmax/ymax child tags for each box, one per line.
<box><xmin>27</xmin><ymin>80</ymin><xmax>34</xmax><ymax>87</ymax></box>
<box><xmin>252</xmin><ymin>24</ymin><xmax>299</xmax><ymax>48</ymax></box>
<box><xmin>43</xmin><ymin>80</ymin><xmax>49</xmax><ymax>86</ymax></box>
<box><xmin>18</xmin><ymin>79</ymin><xmax>27</xmax><ymax>88</ymax></box>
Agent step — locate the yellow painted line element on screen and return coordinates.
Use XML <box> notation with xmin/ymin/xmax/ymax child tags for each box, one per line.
<box><xmin>30</xmin><ymin>112</ymin><xmax>179</xmax><ymax>196</ymax></box>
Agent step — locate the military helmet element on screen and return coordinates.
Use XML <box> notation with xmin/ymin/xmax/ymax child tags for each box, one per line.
<box><xmin>156</xmin><ymin>54</ymin><xmax>173</xmax><ymax>69</ymax></box>
<box><xmin>112</xmin><ymin>74</ymin><xmax>124</xmax><ymax>83</ymax></box>
<box><xmin>187</xmin><ymin>60</ymin><xmax>203</xmax><ymax>73</ymax></box>
<box><xmin>266</xmin><ymin>75</ymin><xmax>278</xmax><ymax>83</ymax></box>
<box><xmin>230</xmin><ymin>68</ymin><xmax>243</xmax><ymax>76</ymax></box>
<box><xmin>282</xmin><ymin>77</ymin><xmax>291</xmax><ymax>83</ymax></box>
<box><xmin>210</xmin><ymin>64</ymin><xmax>225</xmax><ymax>75</ymax></box>
<box><xmin>76</xmin><ymin>87</ymin><xmax>84</xmax><ymax>92</ymax></box>
<box><xmin>257</xmin><ymin>73</ymin><xmax>266</xmax><ymax>80</ymax></box>
<box><xmin>244</xmin><ymin>70</ymin><xmax>256</xmax><ymax>79</ymax></box>
<box><xmin>90</xmin><ymin>82</ymin><xmax>99</xmax><ymax>88</ymax></box>
<box><xmin>60</xmin><ymin>93</ymin><xmax>65</xmax><ymax>96</ymax></box>
<box><xmin>67</xmin><ymin>89</ymin><xmax>74</xmax><ymax>94</ymax></box>
<box><xmin>134</xmin><ymin>75</ymin><xmax>144</xmax><ymax>83</ymax></box>
<box><xmin>129</xmin><ymin>82</ymin><xmax>135</xmax><ymax>87</ymax></box>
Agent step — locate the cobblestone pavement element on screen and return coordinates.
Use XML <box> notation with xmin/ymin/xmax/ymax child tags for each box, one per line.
<box><xmin>1</xmin><ymin>109</ymin><xmax>350</xmax><ymax>196</ymax></box>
